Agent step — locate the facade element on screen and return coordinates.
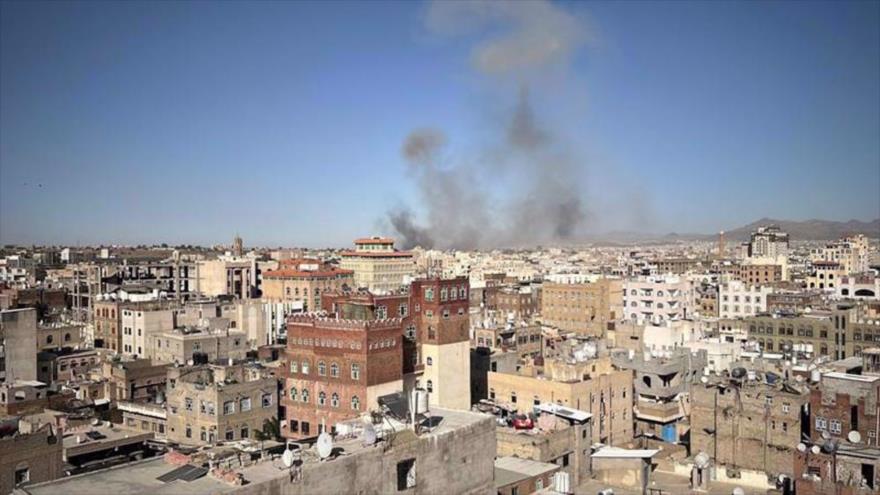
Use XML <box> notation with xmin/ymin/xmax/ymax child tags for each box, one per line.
<box><xmin>650</xmin><ymin>258</ymin><xmax>705</xmax><ymax>275</ymax></box>
<box><xmin>410</xmin><ymin>277</ymin><xmax>471</xmax><ymax>410</ymax></box>
<box><xmin>748</xmin><ymin>225</ymin><xmax>789</xmax><ymax>258</ymax></box>
<box><xmin>0</xmin><ymin>421</ymin><xmax>63</xmax><ymax>494</ymax></box>
<box><xmin>166</xmin><ymin>362</ymin><xmax>278</xmax><ymax>446</ymax></box>
<box><xmin>100</xmin><ymin>358</ymin><xmax>170</xmax><ymax>404</ymax></box>
<box><xmin>488</xmin><ymin>356</ymin><xmax>633</xmax><ymax>446</ymax></box>
<box><xmin>493</xmin><ymin>286</ymin><xmax>540</xmax><ymax>321</ymax></box>
<box><xmin>742</xmin><ymin>306</ymin><xmax>870</xmax><ymax>358</ymax></box>
<box><xmin>838</xmin><ymin>274</ymin><xmax>880</xmax><ymax>300</ymax></box>
<box><xmin>690</xmin><ymin>379</ymin><xmax>808</xmax><ymax>480</ymax></box>
<box><xmin>261</xmin><ymin>259</ymin><xmax>353</xmax><ymax>311</ymax></box>
<box><xmin>148</xmin><ymin>327</ymin><xmax>249</xmax><ymax>364</ymax></box>
<box><xmin>92</xmin><ymin>298</ymin><xmax>122</xmax><ymax>351</ymax></box>
<box><xmin>196</xmin><ymin>258</ymin><xmax>257</xmax><ymax>299</ymax></box>
<box><xmin>808</xmin><ymin>260</ymin><xmax>847</xmax><ymax>290</ymax></box>
<box><xmin>0</xmin><ymin>308</ymin><xmax>37</xmax><ymax>383</ymax></box>
<box><xmin>120</xmin><ymin>302</ymin><xmax>176</xmax><ymax>358</ymax></box>
<box><xmin>729</xmin><ymin>263</ymin><xmax>783</xmax><ymax>285</ymax></box>
<box><xmin>339</xmin><ymin>237</ymin><xmax>415</xmax><ymax>294</ymax></box>
<box><xmin>622</xmin><ymin>276</ymin><xmax>694</xmax><ymax>325</ymax></box>
<box><xmin>541</xmin><ymin>279</ymin><xmax>622</xmax><ymax>336</ymax></box>
<box><xmin>717</xmin><ymin>280</ymin><xmax>774</xmax><ymax>319</ymax></box>
<box><xmin>766</xmin><ymin>290</ymin><xmax>823</xmax><ymax>313</ymax></box>
<box><xmin>811</xmin><ymin>235</ymin><xmax>871</xmax><ymax>275</ymax></box>
<box><xmin>282</xmin><ymin>314</ymin><xmax>403</xmax><ymax>440</ymax></box>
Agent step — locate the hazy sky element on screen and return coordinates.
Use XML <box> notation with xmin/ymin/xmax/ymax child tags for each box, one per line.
<box><xmin>1</xmin><ymin>1</ymin><xmax>878</xmax><ymax>247</ymax></box>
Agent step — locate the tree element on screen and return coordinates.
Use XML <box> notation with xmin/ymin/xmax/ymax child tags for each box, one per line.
<box><xmin>254</xmin><ymin>417</ymin><xmax>281</xmax><ymax>452</ymax></box>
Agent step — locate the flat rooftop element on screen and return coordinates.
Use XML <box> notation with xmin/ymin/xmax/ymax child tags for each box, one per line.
<box><xmin>494</xmin><ymin>456</ymin><xmax>558</xmax><ymax>487</ymax></box>
<box><xmin>823</xmin><ymin>371</ymin><xmax>880</xmax><ymax>383</ymax></box>
<box><xmin>22</xmin><ymin>408</ymin><xmax>490</xmax><ymax>495</ymax></box>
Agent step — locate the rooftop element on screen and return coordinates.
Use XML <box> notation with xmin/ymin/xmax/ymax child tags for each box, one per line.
<box><xmin>494</xmin><ymin>456</ymin><xmax>558</xmax><ymax>487</ymax></box>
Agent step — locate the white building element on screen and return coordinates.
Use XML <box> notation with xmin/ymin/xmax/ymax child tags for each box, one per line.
<box><xmin>623</xmin><ymin>275</ymin><xmax>695</xmax><ymax>325</ymax></box>
<box><xmin>718</xmin><ymin>280</ymin><xmax>774</xmax><ymax>319</ymax></box>
<box><xmin>836</xmin><ymin>275</ymin><xmax>880</xmax><ymax>300</ymax></box>
<box><xmin>811</xmin><ymin>235</ymin><xmax>871</xmax><ymax>275</ymax></box>
<box><xmin>121</xmin><ymin>304</ymin><xmax>176</xmax><ymax>357</ymax></box>
<box><xmin>748</xmin><ymin>225</ymin><xmax>789</xmax><ymax>259</ymax></box>
<box><xmin>339</xmin><ymin>237</ymin><xmax>415</xmax><ymax>294</ymax></box>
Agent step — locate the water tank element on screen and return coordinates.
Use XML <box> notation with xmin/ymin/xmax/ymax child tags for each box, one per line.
<box><xmin>414</xmin><ymin>389</ymin><xmax>429</xmax><ymax>414</ymax></box>
<box><xmin>810</xmin><ymin>369</ymin><xmax>821</xmax><ymax>383</ymax></box>
<box><xmin>554</xmin><ymin>471</ymin><xmax>571</xmax><ymax>494</ymax></box>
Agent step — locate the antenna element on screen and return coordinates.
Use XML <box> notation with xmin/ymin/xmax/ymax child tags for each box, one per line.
<box><xmin>316</xmin><ymin>432</ymin><xmax>333</xmax><ymax>459</ymax></box>
<box><xmin>281</xmin><ymin>449</ymin><xmax>295</xmax><ymax>468</ymax></box>
<box><xmin>848</xmin><ymin>430</ymin><xmax>862</xmax><ymax>444</ymax></box>
<box><xmin>361</xmin><ymin>422</ymin><xmax>377</xmax><ymax>447</ymax></box>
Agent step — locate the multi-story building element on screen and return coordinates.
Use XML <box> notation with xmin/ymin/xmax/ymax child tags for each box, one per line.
<box><xmin>92</xmin><ymin>298</ymin><xmax>123</xmax><ymax>351</ymax></box>
<box><xmin>796</xmin><ymin>369</ymin><xmax>880</xmax><ymax>494</ymax></box>
<box><xmin>749</xmin><ymin>225</ymin><xmax>789</xmax><ymax>258</ymax></box>
<box><xmin>611</xmin><ymin>348</ymin><xmax>706</xmax><ymax>443</ymax></box>
<box><xmin>811</xmin><ymin>234</ymin><xmax>871</xmax><ymax>275</ymax></box>
<box><xmin>541</xmin><ymin>279</ymin><xmax>622</xmax><ymax>336</ymax></box>
<box><xmin>282</xmin><ymin>314</ymin><xmax>403</xmax><ymax>440</ymax></box>
<box><xmin>0</xmin><ymin>308</ymin><xmax>37</xmax><ymax>383</ymax></box>
<box><xmin>488</xmin><ymin>356</ymin><xmax>633</xmax><ymax>446</ymax></box>
<box><xmin>742</xmin><ymin>305</ymin><xmax>865</xmax><ymax>358</ymax></box>
<box><xmin>729</xmin><ymin>262</ymin><xmax>784</xmax><ymax>285</ymax></box>
<box><xmin>717</xmin><ymin>280</ymin><xmax>774</xmax><ymax>319</ymax></box>
<box><xmin>494</xmin><ymin>285</ymin><xmax>540</xmax><ymax>321</ymax></box>
<box><xmin>339</xmin><ymin>237</ymin><xmax>415</xmax><ymax>294</ymax></box>
<box><xmin>691</xmin><ymin>378</ymin><xmax>808</xmax><ymax>481</ymax></box>
<box><xmin>807</xmin><ymin>260</ymin><xmax>847</xmax><ymax>290</ymax></box>
<box><xmin>0</xmin><ymin>419</ymin><xmax>64</xmax><ymax>493</ymax></box>
<box><xmin>195</xmin><ymin>257</ymin><xmax>258</xmax><ymax>299</ymax></box>
<box><xmin>99</xmin><ymin>357</ymin><xmax>170</xmax><ymax>404</ymax></box>
<box><xmin>120</xmin><ymin>301</ymin><xmax>176</xmax><ymax>358</ymax></box>
<box><xmin>622</xmin><ymin>276</ymin><xmax>694</xmax><ymax>325</ymax></box>
<box><xmin>410</xmin><ymin>277</ymin><xmax>471</xmax><ymax>410</ymax></box>
<box><xmin>650</xmin><ymin>258</ymin><xmax>705</xmax><ymax>275</ymax></box>
<box><xmin>838</xmin><ymin>274</ymin><xmax>880</xmax><ymax>300</ymax></box>
<box><xmin>261</xmin><ymin>259</ymin><xmax>353</xmax><ymax>311</ymax></box>
<box><xmin>148</xmin><ymin>326</ymin><xmax>249</xmax><ymax>364</ymax></box>
<box><xmin>766</xmin><ymin>290</ymin><xmax>823</xmax><ymax>314</ymax></box>
<box><xmin>165</xmin><ymin>362</ymin><xmax>277</xmax><ymax>446</ymax></box>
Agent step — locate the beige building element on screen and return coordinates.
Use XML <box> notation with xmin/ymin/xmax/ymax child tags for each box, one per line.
<box><xmin>0</xmin><ymin>308</ymin><xmax>37</xmax><ymax>383</ymax></box>
<box><xmin>488</xmin><ymin>356</ymin><xmax>633</xmax><ymax>446</ymax></box>
<box><xmin>262</xmin><ymin>259</ymin><xmax>353</xmax><ymax>311</ymax></box>
<box><xmin>808</xmin><ymin>260</ymin><xmax>847</xmax><ymax>290</ymax></box>
<box><xmin>148</xmin><ymin>326</ymin><xmax>248</xmax><ymax>365</ymax></box>
<box><xmin>98</xmin><ymin>357</ymin><xmax>170</xmax><ymax>404</ymax></box>
<box><xmin>196</xmin><ymin>257</ymin><xmax>257</xmax><ymax>299</ymax></box>
<box><xmin>811</xmin><ymin>235</ymin><xmax>870</xmax><ymax>274</ymax></box>
<box><xmin>165</xmin><ymin>362</ymin><xmax>278</xmax><ymax>446</ymax></box>
<box><xmin>340</xmin><ymin>237</ymin><xmax>415</xmax><ymax>294</ymax></box>
<box><xmin>541</xmin><ymin>279</ymin><xmax>622</xmax><ymax>336</ymax></box>
<box><xmin>121</xmin><ymin>301</ymin><xmax>176</xmax><ymax>358</ymax></box>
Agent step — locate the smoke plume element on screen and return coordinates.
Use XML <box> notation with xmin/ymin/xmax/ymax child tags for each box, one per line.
<box><xmin>389</xmin><ymin>0</ymin><xmax>593</xmax><ymax>249</ymax></box>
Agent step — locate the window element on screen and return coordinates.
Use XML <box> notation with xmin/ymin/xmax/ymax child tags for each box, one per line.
<box><xmin>830</xmin><ymin>419</ymin><xmax>842</xmax><ymax>434</ymax></box>
<box><xmin>290</xmin><ymin>361</ymin><xmax>298</xmax><ymax>373</ymax></box>
<box><xmin>301</xmin><ymin>361</ymin><xmax>310</xmax><ymax>374</ymax></box>
<box><xmin>351</xmin><ymin>395</ymin><xmax>360</xmax><ymax>410</ymax></box>
<box><xmin>765</xmin><ymin>396</ymin><xmax>773</xmax><ymax>406</ymax></box>
<box><xmin>14</xmin><ymin>467</ymin><xmax>29</xmax><ymax>486</ymax></box>
<box><xmin>185</xmin><ymin>398</ymin><xmax>193</xmax><ymax>411</ymax></box>
<box><xmin>397</xmin><ymin>458</ymin><xmax>416</xmax><ymax>490</ymax></box>
<box><xmin>224</xmin><ymin>401</ymin><xmax>235</xmax><ymax>415</ymax></box>
<box><xmin>301</xmin><ymin>422</ymin><xmax>310</xmax><ymax>435</ymax></box>
<box><xmin>226</xmin><ymin>428</ymin><xmax>234</xmax><ymax>441</ymax></box>
<box><xmin>442</xmin><ymin>309</ymin><xmax>450</xmax><ymax>319</ymax></box>
<box><xmin>64</xmin><ymin>333</ymin><xmax>71</xmax><ymax>342</ymax></box>
<box><xmin>534</xmin><ymin>395</ymin><xmax>541</xmax><ymax>406</ymax></box>
<box><xmin>241</xmin><ymin>427</ymin><xmax>248</xmax><ymax>439</ymax></box>
<box><xmin>816</xmin><ymin>417</ymin><xmax>827</xmax><ymax>431</ymax></box>
<box><xmin>351</xmin><ymin>363</ymin><xmax>361</xmax><ymax>380</ymax></box>
<box><xmin>318</xmin><ymin>392</ymin><xmax>326</xmax><ymax>406</ymax></box>
<box><xmin>425</xmin><ymin>288</ymin><xmax>434</xmax><ymax>301</ymax></box>
<box><xmin>399</xmin><ymin>304</ymin><xmax>408</xmax><ymax>317</ymax></box>
<box><xmin>262</xmin><ymin>393</ymin><xmax>273</xmax><ymax>408</ymax></box>
<box><xmin>330</xmin><ymin>362</ymin><xmax>339</xmax><ymax>378</ymax></box>
<box><xmin>426</xmin><ymin>380</ymin><xmax>433</xmax><ymax>393</ymax></box>
<box><xmin>426</xmin><ymin>357</ymin><xmax>433</xmax><ymax>366</ymax></box>
<box><xmin>782</xmin><ymin>403</ymin><xmax>790</xmax><ymax>413</ymax></box>
<box><xmin>489</xmin><ymin>388</ymin><xmax>495</xmax><ymax>400</ymax></box>
<box><xmin>510</xmin><ymin>391</ymin><xmax>517</xmax><ymax>404</ymax></box>
<box><xmin>200</xmin><ymin>428</ymin><xmax>207</xmax><ymax>441</ymax></box>
<box><xmin>318</xmin><ymin>361</ymin><xmax>326</xmax><ymax>376</ymax></box>
<box><xmin>331</xmin><ymin>393</ymin><xmax>339</xmax><ymax>408</ymax></box>
<box><xmin>290</xmin><ymin>388</ymin><xmax>298</xmax><ymax>401</ymax></box>
<box><xmin>302</xmin><ymin>389</ymin><xmax>310</xmax><ymax>403</ymax></box>
<box><xmin>186</xmin><ymin>425</ymin><xmax>192</xmax><ymax>438</ymax></box>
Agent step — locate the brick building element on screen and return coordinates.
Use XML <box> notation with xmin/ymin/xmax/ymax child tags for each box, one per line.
<box><xmin>262</xmin><ymin>259</ymin><xmax>353</xmax><ymax>311</ymax></box>
<box><xmin>282</xmin><ymin>314</ymin><xmax>403</xmax><ymax>440</ymax></box>
<box><xmin>542</xmin><ymin>279</ymin><xmax>622</xmax><ymax>336</ymax></box>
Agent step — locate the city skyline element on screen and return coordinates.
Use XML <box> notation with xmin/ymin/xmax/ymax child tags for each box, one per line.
<box><xmin>1</xmin><ymin>0</ymin><xmax>878</xmax><ymax>247</ymax></box>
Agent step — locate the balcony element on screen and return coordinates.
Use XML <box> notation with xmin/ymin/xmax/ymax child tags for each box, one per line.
<box><xmin>634</xmin><ymin>400</ymin><xmax>683</xmax><ymax>423</ymax></box>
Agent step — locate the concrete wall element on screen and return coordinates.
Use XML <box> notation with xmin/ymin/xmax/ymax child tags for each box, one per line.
<box><xmin>0</xmin><ymin>424</ymin><xmax>63</xmax><ymax>494</ymax></box>
<box><xmin>0</xmin><ymin>309</ymin><xmax>38</xmax><ymax>383</ymax></box>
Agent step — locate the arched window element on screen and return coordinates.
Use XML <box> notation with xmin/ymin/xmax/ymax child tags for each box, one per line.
<box><xmin>426</xmin><ymin>357</ymin><xmax>433</xmax><ymax>366</ymax></box>
<box><xmin>331</xmin><ymin>393</ymin><xmax>339</xmax><ymax>408</ymax></box>
<box><xmin>330</xmin><ymin>362</ymin><xmax>339</xmax><ymax>378</ymax></box>
<box><xmin>489</xmin><ymin>388</ymin><xmax>496</xmax><ymax>400</ymax></box>
<box><xmin>46</xmin><ymin>335</ymin><xmax>53</xmax><ymax>344</ymax></box>
<box><xmin>351</xmin><ymin>363</ymin><xmax>360</xmax><ymax>380</ymax></box>
<box><xmin>426</xmin><ymin>380</ymin><xmax>433</xmax><ymax>393</ymax></box>
<box><xmin>64</xmin><ymin>333</ymin><xmax>71</xmax><ymax>342</ymax></box>
<box><xmin>301</xmin><ymin>361</ymin><xmax>310</xmax><ymax>374</ymax></box>
<box><xmin>225</xmin><ymin>427</ymin><xmax>234</xmax><ymax>441</ymax></box>
<box><xmin>318</xmin><ymin>361</ymin><xmax>326</xmax><ymax>376</ymax></box>
<box><xmin>318</xmin><ymin>391</ymin><xmax>326</xmax><ymax>406</ymax></box>
<box><xmin>301</xmin><ymin>389</ymin><xmax>310</xmax><ymax>403</ymax></box>
<box><xmin>290</xmin><ymin>387</ymin><xmax>297</xmax><ymax>401</ymax></box>
<box><xmin>351</xmin><ymin>395</ymin><xmax>360</xmax><ymax>410</ymax></box>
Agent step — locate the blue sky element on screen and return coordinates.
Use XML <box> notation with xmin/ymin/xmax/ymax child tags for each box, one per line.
<box><xmin>1</xmin><ymin>1</ymin><xmax>877</xmax><ymax>247</ymax></box>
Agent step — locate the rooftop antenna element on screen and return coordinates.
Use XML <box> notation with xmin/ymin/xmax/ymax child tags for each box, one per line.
<box><xmin>316</xmin><ymin>432</ymin><xmax>333</xmax><ymax>459</ymax></box>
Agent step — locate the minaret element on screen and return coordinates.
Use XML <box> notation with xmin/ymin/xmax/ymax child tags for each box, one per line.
<box><xmin>717</xmin><ymin>231</ymin><xmax>725</xmax><ymax>259</ymax></box>
<box><xmin>232</xmin><ymin>234</ymin><xmax>243</xmax><ymax>257</ymax></box>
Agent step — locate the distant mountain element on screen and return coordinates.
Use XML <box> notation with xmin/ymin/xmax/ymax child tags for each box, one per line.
<box><xmin>716</xmin><ymin>218</ymin><xmax>880</xmax><ymax>242</ymax></box>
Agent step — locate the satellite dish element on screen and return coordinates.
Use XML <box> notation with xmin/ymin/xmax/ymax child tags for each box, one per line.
<box><xmin>361</xmin><ymin>422</ymin><xmax>377</xmax><ymax>447</ymax></box>
<box><xmin>316</xmin><ymin>433</ymin><xmax>333</xmax><ymax>459</ymax></box>
<box><xmin>694</xmin><ymin>452</ymin><xmax>711</xmax><ymax>469</ymax></box>
<box><xmin>91</xmin><ymin>418</ymin><xmax>100</xmax><ymax>426</ymax></box>
<box><xmin>848</xmin><ymin>431</ymin><xmax>862</xmax><ymax>444</ymax></box>
<box><xmin>796</xmin><ymin>443</ymin><xmax>807</xmax><ymax>453</ymax></box>
<box><xmin>281</xmin><ymin>449</ymin><xmax>295</xmax><ymax>468</ymax></box>
<box><xmin>811</xmin><ymin>445</ymin><xmax>821</xmax><ymax>455</ymax></box>
<box><xmin>700</xmin><ymin>376</ymin><xmax>709</xmax><ymax>384</ymax></box>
